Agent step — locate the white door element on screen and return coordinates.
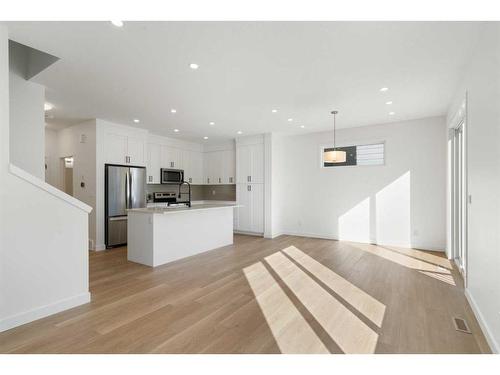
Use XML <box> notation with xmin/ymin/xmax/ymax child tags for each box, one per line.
<box><xmin>146</xmin><ymin>143</ymin><xmax>161</xmax><ymax>184</ymax></box>
<box><xmin>452</xmin><ymin>121</ymin><xmax>467</xmax><ymax>280</ymax></box>
<box><xmin>105</xmin><ymin>133</ymin><xmax>128</xmax><ymax>164</ymax></box>
<box><xmin>127</xmin><ymin>136</ymin><xmax>146</xmax><ymax>166</ymax></box>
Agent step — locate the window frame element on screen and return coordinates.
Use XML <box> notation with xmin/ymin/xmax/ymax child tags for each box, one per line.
<box><xmin>319</xmin><ymin>140</ymin><xmax>386</xmax><ymax>169</ymax></box>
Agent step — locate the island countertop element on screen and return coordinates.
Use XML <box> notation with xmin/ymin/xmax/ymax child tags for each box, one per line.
<box><xmin>127</xmin><ymin>203</ymin><xmax>238</xmax><ymax>215</ymax></box>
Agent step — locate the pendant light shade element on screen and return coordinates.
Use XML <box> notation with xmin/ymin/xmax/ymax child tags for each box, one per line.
<box><xmin>324</xmin><ymin>110</ymin><xmax>346</xmax><ymax>163</ymax></box>
<box><xmin>324</xmin><ymin>149</ymin><xmax>347</xmax><ymax>163</ymax></box>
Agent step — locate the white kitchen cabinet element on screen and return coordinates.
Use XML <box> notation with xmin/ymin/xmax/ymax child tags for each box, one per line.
<box><xmin>204</xmin><ymin>149</ymin><xmax>236</xmax><ymax>185</ymax></box>
<box><xmin>236</xmin><ymin>143</ymin><xmax>263</xmax><ymax>184</ymax></box>
<box><xmin>161</xmin><ymin>145</ymin><xmax>182</xmax><ymax>169</ymax></box>
<box><xmin>146</xmin><ymin>142</ymin><xmax>161</xmax><ymax>184</ymax></box>
<box><xmin>223</xmin><ymin>149</ymin><xmax>236</xmax><ymax>184</ymax></box>
<box><xmin>127</xmin><ymin>136</ymin><xmax>146</xmax><ymax>166</ymax></box>
<box><xmin>235</xmin><ymin>183</ymin><xmax>264</xmax><ymax>234</ymax></box>
<box><xmin>182</xmin><ymin>149</ymin><xmax>204</xmax><ymax>184</ymax></box>
<box><xmin>104</xmin><ymin>132</ymin><xmax>146</xmax><ymax>166</ymax></box>
<box><xmin>105</xmin><ymin>133</ymin><xmax>128</xmax><ymax>165</ymax></box>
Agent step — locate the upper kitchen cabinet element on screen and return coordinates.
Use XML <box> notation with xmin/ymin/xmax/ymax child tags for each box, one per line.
<box><xmin>146</xmin><ymin>142</ymin><xmax>161</xmax><ymax>184</ymax></box>
<box><xmin>203</xmin><ymin>143</ymin><xmax>236</xmax><ymax>185</ymax></box>
<box><xmin>161</xmin><ymin>145</ymin><xmax>182</xmax><ymax>169</ymax></box>
<box><xmin>182</xmin><ymin>149</ymin><xmax>203</xmax><ymax>184</ymax></box>
<box><xmin>236</xmin><ymin>137</ymin><xmax>264</xmax><ymax>184</ymax></box>
<box><xmin>103</xmin><ymin>131</ymin><xmax>146</xmax><ymax>166</ymax></box>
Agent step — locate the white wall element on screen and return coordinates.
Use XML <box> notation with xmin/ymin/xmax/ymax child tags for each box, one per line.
<box><xmin>272</xmin><ymin>116</ymin><xmax>447</xmax><ymax>250</ymax></box>
<box><xmin>57</xmin><ymin>120</ymin><xmax>97</xmax><ymax>249</ymax></box>
<box><xmin>9</xmin><ymin>65</ymin><xmax>45</xmax><ymax>179</ymax></box>
<box><xmin>0</xmin><ymin>27</ymin><xmax>91</xmax><ymax>332</ymax></box>
<box><xmin>44</xmin><ymin>127</ymin><xmax>60</xmax><ymax>188</ymax></box>
<box><xmin>448</xmin><ymin>23</ymin><xmax>500</xmax><ymax>352</ymax></box>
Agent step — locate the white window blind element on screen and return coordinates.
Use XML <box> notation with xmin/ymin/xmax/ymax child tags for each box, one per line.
<box><xmin>356</xmin><ymin>143</ymin><xmax>385</xmax><ymax>166</ymax></box>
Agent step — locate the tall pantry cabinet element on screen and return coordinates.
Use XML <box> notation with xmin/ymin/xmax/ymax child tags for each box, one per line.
<box><xmin>235</xmin><ymin>136</ymin><xmax>264</xmax><ymax>234</ymax></box>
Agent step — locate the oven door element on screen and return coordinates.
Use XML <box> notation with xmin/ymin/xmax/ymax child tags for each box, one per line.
<box><xmin>161</xmin><ymin>169</ymin><xmax>184</xmax><ymax>184</ymax></box>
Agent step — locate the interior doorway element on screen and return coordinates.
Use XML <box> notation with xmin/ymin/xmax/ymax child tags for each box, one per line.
<box><xmin>61</xmin><ymin>156</ymin><xmax>74</xmax><ymax>196</ymax></box>
<box><xmin>451</xmin><ymin>120</ymin><xmax>467</xmax><ymax>282</ymax></box>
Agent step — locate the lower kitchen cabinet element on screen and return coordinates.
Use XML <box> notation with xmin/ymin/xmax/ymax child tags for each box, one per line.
<box><xmin>235</xmin><ymin>183</ymin><xmax>263</xmax><ymax>234</ymax></box>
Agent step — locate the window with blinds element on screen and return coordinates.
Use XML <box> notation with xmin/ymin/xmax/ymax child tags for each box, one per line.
<box><xmin>322</xmin><ymin>142</ymin><xmax>385</xmax><ymax>167</ymax></box>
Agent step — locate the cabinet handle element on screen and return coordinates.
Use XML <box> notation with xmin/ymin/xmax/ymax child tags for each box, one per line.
<box><xmin>247</xmin><ymin>185</ymin><xmax>251</xmax><ymax>192</ymax></box>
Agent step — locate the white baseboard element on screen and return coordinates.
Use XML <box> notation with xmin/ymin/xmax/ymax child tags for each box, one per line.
<box><xmin>0</xmin><ymin>292</ymin><xmax>91</xmax><ymax>333</ymax></box>
<box><xmin>465</xmin><ymin>289</ymin><xmax>499</xmax><ymax>353</ymax></box>
<box><xmin>233</xmin><ymin>230</ymin><xmax>263</xmax><ymax>237</ymax></box>
<box><xmin>93</xmin><ymin>244</ymin><xmax>106</xmax><ymax>251</ymax></box>
<box><xmin>279</xmin><ymin>230</ymin><xmax>444</xmax><ymax>251</ymax></box>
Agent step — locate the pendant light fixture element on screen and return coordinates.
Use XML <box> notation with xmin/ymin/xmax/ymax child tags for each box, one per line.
<box><xmin>324</xmin><ymin>110</ymin><xmax>346</xmax><ymax>163</ymax></box>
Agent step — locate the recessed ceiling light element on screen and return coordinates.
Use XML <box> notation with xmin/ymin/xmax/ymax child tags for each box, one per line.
<box><xmin>380</xmin><ymin>87</ymin><xmax>389</xmax><ymax>92</ymax></box>
<box><xmin>44</xmin><ymin>103</ymin><xmax>53</xmax><ymax>111</ymax></box>
<box><xmin>385</xmin><ymin>101</ymin><xmax>393</xmax><ymax>105</ymax></box>
<box><xmin>389</xmin><ymin>112</ymin><xmax>395</xmax><ymax>115</ymax></box>
<box><xmin>174</xmin><ymin>129</ymin><xmax>179</xmax><ymax>133</ymax></box>
<box><xmin>209</xmin><ymin>121</ymin><xmax>215</xmax><ymax>126</ymax></box>
<box><xmin>287</xmin><ymin>118</ymin><xmax>293</xmax><ymax>122</ymax></box>
<box><xmin>111</xmin><ymin>20</ymin><xmax>124</xmax><ymax>27</ymax></box>
<box><xmin>189</xmin><ymin>63</ymin><xmax>199</xmax><ymax>70</ymax></box>
<box><xmin>300</xmin><ymin>125</ymin><xmax>305</xmax><ymax>129</ymax></box>
<box><xmin>237</xmin><ymin>131</ymin><xmax>243</xmax><ymax>135</ymax></box>
<box><xmin>271</xmin><ymin>109</ymin><xmax>278</xmax><ymax>113</ymax></box>
<box><xmin>170</xmin><ymin>109</ymin><xmax>177</xmax><ymax>113</ymax></box>
<box><xmin>203</xmin><ymin>136</ymin><xmax>208</xmax><ymax>140</ymax></box>
<box><xmin>133</xmin><ymin>119</ymin><xmax>140</xmax><ymax>123</ymax></box>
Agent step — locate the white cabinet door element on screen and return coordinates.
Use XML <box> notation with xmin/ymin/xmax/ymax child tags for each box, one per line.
<box><xmin>182</xmin><ymin>149</ymin><xmax>202</xmax><ymax>184</ymax></box>
<box><xmin>223</xmin><ymin>149</ymin><xmax>236</xmax><ymax>184</ymax></box>
<box><xmin>236</xmin><ymin>144</ymin><xmax>251</xmax><ymax>183</ymax></box>
<box><xmin>161</xmin><ymin>146</ymin><xmax>181</xmax><ymax>169</ymax></box>
<box><xmin>204</xmin><ymin>152</ymin><xmax>216</xmax><ymax>185</ymax></box>
<box><xmin>146</xmin><ymin>143</ymin><xmax>161</xmax><ymax>184</ymax></box>
<box><xmin>127</xmin><ymin>136</ymin><xmax>146</xmax><ymax>166</ymax></box>
<box><xmin>105</xmin><ymin>133</ymin><xmax>128</xmax><ymax>165</ymax></box>
<box><xmin>250</xmin><ymin>143</ymin><xmax>264</xmax><ymax>184</ymax></box>
<box><xmin>235</xmin><ymin>183</ymin><xmax>263</xmax><ymax>233</ymax></box>
<box><xmin>250</xmin><ymin>183</ymin><xmax>264</xmax><ymax>233</ymax></box>
<box><xmin>190</xmin><ymin>151</ymin><xmax>204</xmax><ymax>184</ymax></box>
<box><xmin>236</xmin><ymin>184</ymin><xmax>251</xmax><ymax>231</ymax></box>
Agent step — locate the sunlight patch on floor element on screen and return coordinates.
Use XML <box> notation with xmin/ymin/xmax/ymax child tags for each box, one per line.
<box><xmin>243</xmin><ymin>262</ymin><xmax>329</xmax><ymax>354</ymax></box>
<box><xmin>265</xmin><ymin>252</ymin><xmax>379</xmax><ymax>354</ymax></box>
<box><xmin>283</xmin><ymin>246</ymin><xmax>386</xmax><ymax>327</ymax></box>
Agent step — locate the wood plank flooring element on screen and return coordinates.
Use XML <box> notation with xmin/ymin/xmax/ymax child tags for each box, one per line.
<box><xmin>0</xmin><ymin>235</ymin><xmax>491</xmax><ymax>353</ymax></box>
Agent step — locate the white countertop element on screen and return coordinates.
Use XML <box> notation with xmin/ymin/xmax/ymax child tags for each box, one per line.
<box><xmin>128</xmin><ymin>203</ymin><xmax>238</xmax><ymax>215</ymax></box>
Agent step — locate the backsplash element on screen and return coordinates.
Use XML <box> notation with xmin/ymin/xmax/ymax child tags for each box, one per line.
<box><xmin>146</xmin><ymin>184</ymin><xmax>236</xmax><ymax>202</ymax></box>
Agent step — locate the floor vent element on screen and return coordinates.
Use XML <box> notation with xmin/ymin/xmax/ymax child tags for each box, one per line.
<box><xmin>453</xmin><ymin>317</ymin><xmax>472</xmax><ymax>334</ymax></box>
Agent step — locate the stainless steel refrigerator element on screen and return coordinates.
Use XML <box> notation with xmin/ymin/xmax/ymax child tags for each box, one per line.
<box><xmin>105</xmin><ymin>164</ymin><xmax>146</xmax><ymax>248</ymax></box>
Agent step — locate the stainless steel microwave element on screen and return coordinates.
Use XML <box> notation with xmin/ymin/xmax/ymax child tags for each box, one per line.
<box><xmin>161</xmin><ymin>168</ymin><xmax>184</xmax><ymax>184</ymax></box>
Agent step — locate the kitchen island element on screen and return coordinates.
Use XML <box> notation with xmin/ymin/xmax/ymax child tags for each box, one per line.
<box><xmin>127</xmin><ymin>203</ymin><xmax>236</xmax><ymax>267</ymax></box>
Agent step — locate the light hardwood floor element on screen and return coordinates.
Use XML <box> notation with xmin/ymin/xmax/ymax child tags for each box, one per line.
<box><xmin>0</xmin><ymin>235</ymin><xmax>491</xmax><ymax>353</ymax></box>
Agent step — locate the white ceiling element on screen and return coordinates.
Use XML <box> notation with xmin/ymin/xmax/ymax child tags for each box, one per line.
<box><xmin>6</xmin><ymin>21</ymin><xmax>485</xmax><ymax>141</ymax></box>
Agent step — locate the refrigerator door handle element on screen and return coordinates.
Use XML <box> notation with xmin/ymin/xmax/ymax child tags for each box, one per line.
<box><xmin>129</xmin><ymin>169</ymin><xmax>133</xmax><ymax>208</ymax></box>
<box><xmin>125</xmin><ymin>170</ymin><xmax>130</xmax><ymax>209</ymax></box>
